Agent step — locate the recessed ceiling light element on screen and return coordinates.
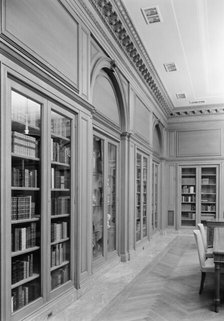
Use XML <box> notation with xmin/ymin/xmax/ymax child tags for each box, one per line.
<box><xmin>141</xmin><ymin>6</ymin><xmax>162</xmax><ymax>24</ymax></box>
<box><xmin>164</xmin><ymin>63</ymin><xmax>177</xmax><ymax>72</ymax></box>
<box><xmin>176</xmin><ymin>93</ymin><xmax>186</xmax><ymax>99</ymax></box>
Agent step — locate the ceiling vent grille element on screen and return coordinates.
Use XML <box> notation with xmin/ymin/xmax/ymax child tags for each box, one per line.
<box><xmin>189</xmin><ymin>100</ymin><xmax>205</xmax><ymax>104</ymax></box>
<box><xmin>141</xmin><ymin>6</ymin><xmax>162</xmax><ymax>24</ymax></box>
<box><xmin>164</xmin><ymin>63</ymin><xmax>177</xmax><ymax>72</ymax></box>
<box><xmin>176</xmin><ymin>93</ymin><xmax>186</xmax><ymax>99</ymax></box>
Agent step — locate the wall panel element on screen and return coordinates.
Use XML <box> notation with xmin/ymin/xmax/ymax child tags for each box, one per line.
<box><xmin>5</xmin><ymin>0</ymin><xmax>78</xmax><ymax>86</ymax></box>
<box><xmin>177</xmin><ymin>129</ymin><xmax>221</xmax><ymax>157</ymax></box>
<box><xmin>134</xmin><ymin>96</ymin><xmax>150</xmax><ymax>141</ymax></box>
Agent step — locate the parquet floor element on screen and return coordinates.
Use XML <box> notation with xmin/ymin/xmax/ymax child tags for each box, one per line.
<box><xmin>93</xmin><ymin>235</ymin><xmax>224</xmax><ymax>321</ymax></box>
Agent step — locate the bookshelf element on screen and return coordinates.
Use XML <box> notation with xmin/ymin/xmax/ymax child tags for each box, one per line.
<box><xmin>180</xmin><ymin>166</ymin><xmax>218</xmax><ymax>227</ymax></box>
<box><xmin>200</xmin><ymin>167</ymin><xmax>217</xmax><ymax>223</ymax></box>
<box><xmin>92</xmin><ymin>135</ymin><xmax>118</xmax><ymax>260</ymax></box>
<box><xmin>11</xmin><ymin>91</ymin><xmax>41</xmax><ymax>312</ymax></box>
<box><xmin>107</xmin><ymin>143</ymin><xmax>116</xmax><ymax>252</ymax></box>
<box><xmin>181</xmin><ymin>167</ymin><xmax>196</xmax><ymax>226</ymax></box>
<box><xmin>50</xmin><ymin>110</ymin><xmax>71</xmax><ymax>291</ymax></box>
<box><xmin>152</xmin><ymin>162</ymin><xmax>159</xmax><ymax>231</ymax></box>
<box><xmin>136</xmin><ymin>152</ymin><xmax>148</xmax><ymax>242</ymax></box>
<box><xmin>8</xmin><ymin>86</ymin><xmax>75</xmax><ymax>320</ymax></box>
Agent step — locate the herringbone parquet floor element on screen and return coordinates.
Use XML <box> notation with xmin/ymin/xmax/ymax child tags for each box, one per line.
<box><xmin>94</xmin><ymin>235</ymin><xmax>224</xmax><ymax>321</ymax></box>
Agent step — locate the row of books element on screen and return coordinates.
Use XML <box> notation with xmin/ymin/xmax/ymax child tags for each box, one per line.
<box><xmin>51</xmin><ymin>168</ymin><xmax>70</xmax><ymax>189</ymax></box>
<box><xmin>11</xmin><ymin>282</ymin><xmax>39</xmax><ymax>312</ymax></box>
<box><xmin>51</xmin><ymin>243</ymin><xmax>67</xmax><ymax>267</ymax></box>
<box><xmin>51</xmin><ymin>118</ymin><xmax>70</xmax><ymax>138</ymax></box>
<box><xmin>181</xmin><ymin>204</ymin><xmax>196</xmax><ymax>211</ymax></box>
<box><xmin>12</xmin><ymin>254</ymin><xmax>34</xmax><ymax>284</ymax></box>
<box><xmin>11</xmin><ymin>196</ymin><xmax>35</xmax><ymax>220</ymax></box>
<box><xmin>12</xmin><ymin>131</ymin><xmax>39</xmax><ymax>158</ymax></box>
<box><xmin>12</xmin><ymin>167</ymin><xmax>38</xmax><ymax>188</ymax></box>
<box><xmin>51</xmin><ymin>265</ymin><xmax>69</xmax><ymax>290</ymax></box>
<box><xmin>12</xmin><ymin>223</ymin><xmax>37</xmax><ymax>252</ymax></box>
<box><xmin>51</xmin><ymin>196</ymin><xmax>70</xmax><ymax>215</ymax></box>
<box><xmin>51</xmin><ymin>222</ymin><xmax>68</xmax><ymax>242</ymax></box>
<box><xmin>201</xmin><ymin>204</ymin><xmax>216</xmax><ymax>212</ymax></box>
<box><xmin>182</xmin><ymin>185</ymin><xmax>195</xmax><ymax>194</ymax></box>
<box><xmin>51</xmin><ymin>139</ymin><xmax>70</xmax><ymax>164</ymax></box>
<box><xmin>182</xmin><ymin>195</ymin><xmax>196</xmax><ymax>203</ymax></box>
<box><xmin>182</xmin><ymin>212</ymin><xmax>196</xmax><ymax>220</ymax></box>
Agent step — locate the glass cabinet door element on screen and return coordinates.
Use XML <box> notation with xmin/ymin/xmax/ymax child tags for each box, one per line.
<box><xmin>50</xmin><ymin>110</ymin><xmax>71</xmax><ymax>290</ymax></box>
<box><xmin>92</xmin><ymin>136</ymin><xmax>104</xmax><ymax>259</ymax></box>
<box><xmin>181</xmin><ymin>167</ymin><xmax>196</xmax><ymax>226</ymax></box>
<box><xmin>152</xmin><ymin>162</ymin><xmax>159</xmax><ymax>231</ymax></box>
<box><xmin>200</xmin><ymin>167</ymin><xmax>217</xmax><ymax>223</ymax></box>
<box><xmin>107</xmin><ymin>143</ymin><xmax>117</xmax><ymax>252</ymax></box>
<box><xmin>181</xmin><ymin>168</ymin><xmax>196</xmax><ymax>226</ymax></box>
<box><xmin>11</xmin><ymin>91</ymin><xmax>41</xmax><ymax>312</ymax></box>
<box><xmin>92</xmin><ymin>135</ymin><xmax>118</xmax><ymax>260</ymax></box>
<box><xmin>136</xmin><ymin>154</ymin><xmax>141</xmax><ymax>241</ymax></box>
<box><xmin>136</xmin><ymin>152</ymin><xmax>148</xmax><ymax>242</ymax></box>
<box><xmin>142</xmin><ymin>157</ymin><xmax>147</xmax><ymax>237</ymax></box>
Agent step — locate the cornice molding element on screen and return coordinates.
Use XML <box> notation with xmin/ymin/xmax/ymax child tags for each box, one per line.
<box><xmin>87</xmin><ymin>0</ymin><xmax>173</xmax><ymax>117</ymax></box>
<box><xmin>169</xmin><ymin>104</ymin><xmax>224</xmax><ymax>118</ymax></box>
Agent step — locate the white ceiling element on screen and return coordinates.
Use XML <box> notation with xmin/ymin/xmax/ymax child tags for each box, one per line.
<box><xmin>121</xmin><ymin>0</ymin><xmax>224</xmax><ymax>111</ymax></box>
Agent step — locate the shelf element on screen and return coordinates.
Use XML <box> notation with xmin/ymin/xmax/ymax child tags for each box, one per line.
<box><xmin>12</xmin><ymin>153</ymin><xmax>40</xmax><ymax>161</ymax></box>
<box><xmin>51</xmin><ymin>214</ymin><xmax>70</xmax><ymax>219</ymax></box>
<box><xmin>11</xmin><ymin>273</ymin><xmax>40</xmax><ymax>290</ymax></box>
<box><xmin>51</xmin><ymin>238</ymin><xmax>70</xmax><ymax>246</ymax></box>
<box><xmin>12</xmin><ymin>217</ymin><xmax>40</xmax><ymax>224</ymax></box>
<box><xmin>50</xmin><ymin>260</ymin><xmax>69</xmax><ymax>272</ymax></box>
<box><xmin>11</xmin><ymin>246</ymin><xmax>40</xmax><ymax>257</ymax></box>
<box><xmin>51</xmin><ymin>161</ymin><xmax>70</xmax><ymax>168</ymax></box>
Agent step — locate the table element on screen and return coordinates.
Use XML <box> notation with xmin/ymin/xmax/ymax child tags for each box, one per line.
<box><xmin>213</xmin><ymin>227</ymin><xmax>224</xmax><ymax>312</ymax></box>
<box><xmin>206</xmin><ymin>219</ymin><xmax>224</xmax><ymax>247</ymax></box>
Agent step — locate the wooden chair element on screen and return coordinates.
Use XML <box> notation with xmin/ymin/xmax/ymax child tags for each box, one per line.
<box><xmin>193</xmin><ymin>229</ymin><xmax>215</xmax><ymax>294</ymax></box>
<box><xmin>197</xmin><ymin>223</ymin><xmax>213</xmax><ymax>258</ymax></box>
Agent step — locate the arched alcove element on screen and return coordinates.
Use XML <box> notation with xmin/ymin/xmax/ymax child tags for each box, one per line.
<box><xmin>90</xmin><ymin>57</ymin><xmax>127</xmax><ymax>132</ymax></box>
<box><xmin>92</xmin><ymin>69</ymin><xmax>120</xmax><ymax>126</ymax></box>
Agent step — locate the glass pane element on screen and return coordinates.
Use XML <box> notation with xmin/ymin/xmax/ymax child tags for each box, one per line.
<box><xmin>136</xmin><ymin>154</ymin><xmax>141</xmax><ymax>241</ymax></box>
<box><xmin>92</xmin><ymin>136</ymin><xmax>104</xmax><ymax>258</ymax></box>
<box><xmin>107</xmin><ymin>143</ymin><xmax>116</xmax><ymax>252</ymax></box>
<box><xmin>154</xmin><ymin>165</ymin><xmax>158</xmax><ymax>228</ymax></box>
<box><xmin>11</xmin><ymin>91</ymin><xmax>41</xmax><ymax>312</ymax></box>
<box><xmin>142</xmin><ymin>157</ymin><xmax>147</xmax><ymax>237</ymax></box>
<box><xmin>50</xmin><ymin>110</ymin><xmax>71</xmax><ymax>290</ymax></box>
<box><xmin>181</xmin><ymin>167</ymin><xmax>196</xmax><ymax>226</ymax></box>
<box><xmin>201</xmin><ymin>167</ymin><xmax>216</xmax><ymax>223</ymax></box>
<box><xmin>152</xmin><ymin>164</ymin><xmax>154</xmax><ymax>229</ymax></box>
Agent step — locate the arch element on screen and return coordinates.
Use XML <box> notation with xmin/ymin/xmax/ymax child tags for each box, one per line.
<box><xmin>90</xmin><ymin>57</ymin><xmax>127</xmax><ymax>132</ymax></box>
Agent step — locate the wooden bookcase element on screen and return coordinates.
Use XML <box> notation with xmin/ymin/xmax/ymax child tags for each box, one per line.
<box><xmin>180</xmin><ymin>165</ymin><xmax>218</xmax><ymax>227</ymax></box>
<box><xmin>135</xmin><ymin>152</ymin><xmax>148</xmax><ymax>242</ymax></box>
<box><xmin>3</xmin><ymin>81</ymin><xmax>76</xmax><ymax>321</ymax></box>
<box><xmin>92</xmin><ymin>135</ymin><xmax>118</xmax><ymax>261</ymax></box>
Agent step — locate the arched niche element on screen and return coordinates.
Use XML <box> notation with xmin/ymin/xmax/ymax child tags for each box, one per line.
<box><xmin>153</xmin><ymin>122</ymin><xmax>163</xmax><ymax>156</ymax></box>
<box><xmin>92</xmin><ymin>69</ymin><xmax>120</xmax><ymax>126</ymax></box>
<box><xmin>91</xmin><ymin>57</ymin><xmax>127</xmax><ymax>132</ymax></box>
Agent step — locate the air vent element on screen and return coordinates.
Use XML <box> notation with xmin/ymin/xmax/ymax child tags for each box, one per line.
<box><xmin>176</xmin><ymin>93</ymin><xmax>186</xmax><ymax>99</ymax></box>
<box><xmin>141</xmin><ymin>6</ymin><xmax>162</xmax><ymax>24</ymax></box>
<box><xmin>164</xmin><ymin>63</ymin><xmax>177</xmax><ymax>72</ymax></box>
<box><xmin>189</xmin><ymin>100</ymin><xmax>205</xmax><ymax>104</ymax></box>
